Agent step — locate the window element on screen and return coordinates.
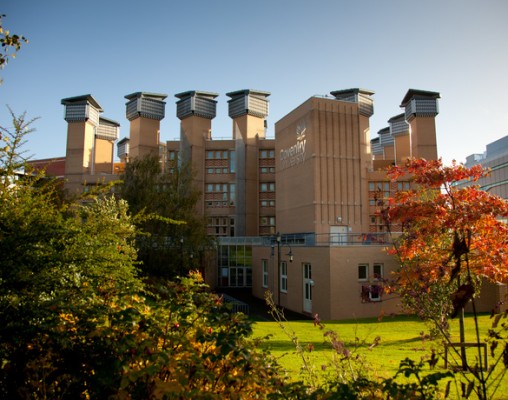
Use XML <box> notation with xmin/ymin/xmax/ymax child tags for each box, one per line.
<box><xmin>207</xmin><ymin>217</ymin><xmax>235</xmax><ymax>237</ymax></box>
<box><xmin>260</xmin><ymin>216</ymin><xmax>276</xmax><ymax>235</ymax></box>
<box><xmin>397</xmin><ymin>181</ymin><xmax>410</xmax><ymax>191</ymax></box>
<box><xmin>361</xmin><ymin>284</ymin><xmax>383</xmax><ymax>302</ymax></box>
<box><xmin>260</xmin><ymin>182</ymin><xmax>275</xmax><ymax>192</ymax></box>
<box><xmin>369</xmin><ymin>285</ymin><xmax>382</xmax><ymax>302</ymax></box>
<box><xmin>280</xmin><ymin>261</ymin><xmax>287</xmax><ymax>293</ymax></box>
<box><xmin>260</xmin><ymin>216</ymin><xmax>276</xmax><ymax>227</ymax></box>
<box><xmin>262</xmin><ymin>260</ymin><xmax>268</xmax><ymax>288</ymax></box>
<box><xmin>260</xmin><ymin>200</ymin><xmax>275</xmax><ymax>207</ymax></box>
<box><xmin>373</xmin><ymin>263</ymin><xmax>383</xmax><ymax>280</ymax></box>
<box><xmin>229</xmin><ymin>150</ymin><xmax>235</xmax><ymax>173</ymax></box>
<box><xmin>358</xmin><ymin>264</ymin><xmax>368</xmax><ymax>281</ymax></box>
<box><xmin>205</xmin><ymin>183</ymin><xmax>236</xmax><ymax>207</ymax></box>
<box><xmin>205</xmin><ymin>150</ymin><xmax>235</xmax><ymax>174</ymax></box>
<box><xmin>369</xmin><ymin>181</ymin><xmax>390</xmax><ymax>202</ymax></box>
<box><xmin>260</xmin><ymin>166</ymin><xmax>276</xmax><ymax>174</ymax></box>
<box><xmin>260</xmin><ymin>149</ymin><xmax>275</xmax><ymax>159</ymax></box>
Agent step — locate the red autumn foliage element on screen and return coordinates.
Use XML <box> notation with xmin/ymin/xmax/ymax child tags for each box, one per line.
<box><xmin>384</xmin><ymin>158</ymin><xmax>508</xmax><ymax>286</ymax></box>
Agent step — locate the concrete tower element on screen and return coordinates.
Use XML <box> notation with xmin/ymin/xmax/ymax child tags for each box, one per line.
<box><xmin>388</xmin><ymin>113</ymin><xmax>410</xmax><ymax>164</ymax></box>
<box><xmin>62</xmin><ymin>94</ymin><xmax>102</xmax><ymax>184</ymax></box>
<box><xmin>400</xmin><ymin>89</ymin><xmax>440</xmax><ymax>160</ymax></box>
<box><xmin>125</xmin><ymin>92</ymin><xmax>167</xmax><ymax>160</ymax></box>
<box><xmin>227</xmin><ymin>89</ymin><xmax>270</xmax><ymax>236</ymax></box>
<box><xmin>62</xmin><ymin>94</ymin><xmax>118</xmax><ymax>192</ymax></box>
<box><xmin>95</xmin><ymin>116</ymin><xmax>120</xmax><ymax>174</ymax></box>
<box><xmin>175</xmin><ymin>90</ymin><xmax>219</xmax><ymax>214</ymax></box>
<box><xmin>378</xmin><ymin>127</ymin><xmax>394</xmax><ymax>162</ymax></box>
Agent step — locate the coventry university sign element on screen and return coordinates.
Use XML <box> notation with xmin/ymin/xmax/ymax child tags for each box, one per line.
<box><xmin>280</xmin><ymin>120</ymin><xmax>307</xmax><ymax>170</ymax></box>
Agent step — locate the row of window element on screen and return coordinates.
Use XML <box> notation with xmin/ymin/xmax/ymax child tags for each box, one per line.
<box><xmin>207</xmin><ymin>217</ymin><xmax>235</xmax><ymax>235</ymax></box>
<box><xmin>261</xmin><ymin>260</ymin><xmax>298</xmax><ymax>293</ymax></box>
<box><xmin>260</xmin><ymin>261</ymin><xmax>384</xmax><ymax>302</ymax></box>
<box><xmin>368</xmin><ymin>181</ymin><xmax>411</xmax><ymax>206</ymax></box>
<box><xmin>206</xmin><ymin>150</ymin><xmax>231</xmax><ymax>160</ymax></box>
<box><xmin>207</xmin><ymin>166</ymin><xmax>274</xmax><ymax>175</ymax></box>
<box><xmin>205</xmin><ymin>182</ymin><xmax>275</xmax><ymax>194</ymax></box>
<box><xmin>206</xmin><ymin>149</ymin><xmax>275</xmax><ymax>160</ymax></box>
<box><xmin>206</xmin><ymin>201</ymin><xmax>274</xmax><ymax>209</ymax></box>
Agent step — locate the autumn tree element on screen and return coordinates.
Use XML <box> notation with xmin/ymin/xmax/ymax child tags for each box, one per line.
<box><xmin>383</xmin><ymin>158</ymin><xmax>508</xmax><ymax>398</ymax></box>
<box><xmin>120</xmin><ymin>154</ymin><xmax>213</xmax><ymax>278</ymax></box>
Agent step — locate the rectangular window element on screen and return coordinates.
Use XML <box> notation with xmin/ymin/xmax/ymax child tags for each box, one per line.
<box><xmin>369</xmin><ymin>285</ymin><xmax>382</xmax><ymax>302</ymax></box>
<box><xmin>230</xmin><ymin>183</ymin><xmax>235</xmax><ymax>205</ymax></box>
<box><xmin>280</xmin><ymin>261</ymin><xmax>287</xmax><ymax>293</ymax></box>
<box><xmin>260</xmin><ymin>200</ymin><xmax>275</xmax><ymax>207</ymax></box>
<box><xmin>260</xmin><ymin>166</ymin><xmax>275</xmax><ymax>174</ymax></box>
<box><xmin>373</xmin><ymin>263</ymin><xmax>383</xmax><ymax>280</ymax></box>
<box><xmin>262</xmin><ymin>260</ymin><xmax>268</xmax><ymax>288</ymax></box>
<box><xmin>260</xmin><ymin>182</ymin><xmax>275</xmax><ymax>192</ymax></box>
<box><xmin>230</xmin><ymin>150</ymin><xmax>235</xmax><ymax>173</ymax></box>
<box><xmin>397</xmin><ymin>182</ymin><xmax>410</xmax><ymax>191</ymax></box>
<box><xmin>358</xmin><ymin>264</ymin><xmax>368</xmax><ymax>281</ymax></box>
<box><xmin>260</xmin><ymin>216</ymin><xmax>276</xmax><ymax>227</ymax></box>
<box><xmin>207</xmin><ymin>216</ymin><xmax>235</xmax><ymax>237</ymax></box>
<box><xmin>259</xmin><ymin>149</ymin><xmax>275</xmax><ymax>159</ymax></box>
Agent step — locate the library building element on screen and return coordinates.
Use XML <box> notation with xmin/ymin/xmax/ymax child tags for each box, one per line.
<box><xmin>49</xmin><ymin>87</ymin><xmax>506</xmax><ymax>319</ymax></box>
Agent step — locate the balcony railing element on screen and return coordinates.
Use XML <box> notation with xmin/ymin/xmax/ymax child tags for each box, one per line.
<box><xmin>259</xmin><ymin>232</ymin><xmax>398</xmax><ymax>247</ymax></box>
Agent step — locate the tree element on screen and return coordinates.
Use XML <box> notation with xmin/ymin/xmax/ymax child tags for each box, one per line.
<box><xmin>0</xmin><ymin>113</ymin><xmax>144</xmax><ymax>397</ymax></box>
<box><xmin>383</xmin><ymin>158</ymin><xmax>508</xmax><ymax>398</ymax></box>
<box><xmin>0</xmin><ymin>112</ymin><xmax>303</xmax><ymax>399</ymax></box>
<box><xmin>0</xmin><ymin>14</ymin><xmax>28</xmax><ymax>82</ymax></box>
<box><xmin>120</xmin><ymin>154</ymin><xmax>213</xmax><ymax>278</ymax></box>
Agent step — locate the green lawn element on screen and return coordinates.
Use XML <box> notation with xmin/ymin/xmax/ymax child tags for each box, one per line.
<box><xmin>252</xmin><ymin>313</ymin><xmax>508</xmax><ymax>398</ymax></box>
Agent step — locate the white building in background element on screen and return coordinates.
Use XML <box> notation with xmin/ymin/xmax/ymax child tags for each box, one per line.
<box><xmin>459</xmin><ymin>135</ymin><xmax>508</xmax><ymax>200</ymax></box>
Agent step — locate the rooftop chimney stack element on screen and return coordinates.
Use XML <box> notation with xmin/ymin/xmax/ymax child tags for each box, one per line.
<box><xmin>125</xmin><ymin>92</ymin><xmax>167</xmax><ymax>160</ymax></box>
<box><xmin>388</xmin><ymin>113</ymin><xmax>410</xmax><ymax>164</ymax></box>
<box><xmin>227</xmin><ymin>89</ymin><xmax>271</xmax><ymax>236</ymax></box>
<box><xmin>400</xmin><ymin>89</ymin><xmax>440</xmax><ymax>160</ymax></box>
<box><xmin>175</xmin><ymin>90</ymin><xmax>219</xmax><ymax>215</ymax></box>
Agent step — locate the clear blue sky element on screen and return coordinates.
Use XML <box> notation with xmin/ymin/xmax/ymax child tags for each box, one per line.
<box><xmin>2</xmin><ymin>0</ymin><xmax>507</xmax><ymax>164</ymax></box>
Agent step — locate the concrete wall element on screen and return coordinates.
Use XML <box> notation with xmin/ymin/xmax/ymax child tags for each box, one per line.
<box><xmin>129</xmin><ymin>117</ymin><xmax>160</xmax><ymax>159</ymax></box>
<box><xmin>252</xmin><ymin>243</ymin><xmax>400</xmax><ymax>320</ymax></box>
<box><xmin>94</xmin><ymin>138</ymin><xmax>114</xmax><ymax>174</ymax></box>
<box><xmin>276</xmin><ymin>96</ymin><xmax>371</xmax><ymax>236</ymax></box>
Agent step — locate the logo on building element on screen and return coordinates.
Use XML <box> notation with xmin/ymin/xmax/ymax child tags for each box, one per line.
<box><xmin>280</xmin><ymin>119</ymin><xmax>307</xmax><ymax>170</ymax></box>
<box><xmin>296</xmin><ymin>122</ymin><xmax>306</xmax><ymax>141</ymax></box>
